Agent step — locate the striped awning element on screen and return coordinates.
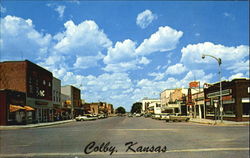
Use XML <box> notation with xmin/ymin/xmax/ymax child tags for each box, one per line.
<box><xmin>9</xmin><ymin>105</ymin><xmax>25</xmax><ymax>112</ymax></box>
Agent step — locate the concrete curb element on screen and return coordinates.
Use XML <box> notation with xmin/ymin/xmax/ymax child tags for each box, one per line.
<box><xmin>0</xmin><ymin>120</ymin><xmax>74</xmax><ymax>130</ymax></box>
<box><xmin>189</xmin><ymin>119</ymin><xmax>249</xmax><ymax>126</ymax></box>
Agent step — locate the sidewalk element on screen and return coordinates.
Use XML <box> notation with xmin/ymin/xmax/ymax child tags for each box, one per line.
<box><xmin>190</xmin><ymin>118</ymin><xmax>250</xmax><ymax>126</ymax></box>
<box><xmin>0</xmin><ymin>120</ymin><xmax>74</xmax><ymax>130</ymax></box>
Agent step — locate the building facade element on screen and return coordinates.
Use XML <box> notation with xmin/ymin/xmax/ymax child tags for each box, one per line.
<box><xmin>161</xmin><ymin>88</ymin><xmax>190</xmax><ymax>115</ymax></box>
<box><xmin>141</xmin><ymin>98</ymin><xmax>161</xmax><ymax>114</ymax></box>
<box><xmin>148</xmin><ymin>101</ymin><xmax>162</xmax><ymax>114</ymax></box>
<box><xmin>0</xmin><ymin>89</ymin><xmax>27</xmax><ymax>125</ymax></box>
<box><xmin>204</xmin><ymin>78</ymin><xmax>250</xmax><ymax>121</ymax></box>
<box><xmin>0</xmin><ymin>60</ymin><xmax>53</xmax><ymax>123</ymax></box>
<box><xmin>61</xmin><ymin>85</ymin><xmax>81</xmax><ymax>118</ymax></box>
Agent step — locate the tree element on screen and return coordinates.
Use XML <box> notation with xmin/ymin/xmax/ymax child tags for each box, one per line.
<box><xmin>131</xmin><ymin>102</ymin><xmax>142</xmax><ymax>114</ymax></box>
<box><xmin>116</xmin><ymin>106</ymin><xmax>126</xmax><ymax>114</ymax></box>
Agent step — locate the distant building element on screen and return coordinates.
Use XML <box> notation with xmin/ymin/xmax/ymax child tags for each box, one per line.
<box><xmin>160</xmin><ymin>88</ymin><xmax>191</xmax><ymax>115</ymax></box>
<box><xmin>141</xmin><ymin>98</ymin><xmax>160</xmax><ymax>114</ymax></box>
<box><xmin>204</xmin><ymin>78</ymin><xmax>250</xmax><ymax>122</ymax></box>
<box><xmin>61</xmin><ymin>85</ymin><xmax>81</xmax><ymax>118</ymax></box>
<box><xmin>0</xmin><ymin>60</ymin><xmax>53</xmax><ymax>123</ymax></box>
<box><xmin>148</xmin><ymin>100</ymin><xmax>162</xmax><ymax>114</ymax></box>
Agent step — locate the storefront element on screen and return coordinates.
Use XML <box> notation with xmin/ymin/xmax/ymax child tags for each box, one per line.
<box><xmin>204</xmin><ymin>78</ymin><xmax>250</xmax><ymax>121</ymax></box>
<box><xmin>0</xmin><ymin>89</ymin><xmax>27</xmax><ymax>125</ymax></box>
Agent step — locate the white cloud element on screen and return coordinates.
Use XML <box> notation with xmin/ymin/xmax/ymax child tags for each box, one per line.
<box><xmin>139</xmin><ymin>57</ymin><xmax>151</xmax><ymax>65</ymax></box>
<box><xmin>55</xmin><ymin>5</ymin><xmax>66</xmax><ymax>19</ymax></box>
<box><xmin>148</xmin><ymin>72</ymin><xmax>165</xmax><ymax>80</ymax></box>
<box><xmin>1</xmin><ymin>4</ymin><xmax>6</xmax><ymax>13</ymax></box>
<box><xmin>74</xmin><ymin>52</ymin><xmax>104</xmax><ymax>69</ymax></box>
<box><xmin>103</xmin><ymin>61</ymin><xmax>139</xmax><ymax>72</ymax></box>
<box><xmin>103</xmin><ymin>26</ymin><xmax>183</xmax><ymax>73</ymax></box>
<box><xmin>136</xmin><ymin>9</ymin><xmax>157</xmax><ymax>29</ymax></box>
<box><xmin>103</xmin><ymin>39</ymin><xmax>151</xmax><ymax>72</ymax></box>
<box><xmin>227</xmin><ymin>60</ymin><xmax>249</xmax><ymax>73</ymax></box>
<box><xmin>53</xmin><ymin>20</ymin><xmax>112</xmax><ymax>69</ymax></box>
<box><xmin>0</xmin><ymin>15</ymin><xmax>51</xmax><ymax>60</ymax></box>
<box><xmin>103</xmin><ymin>39</ymin><xmax>136</xmax><ymax>64</ymax></box>
<box><xmin>180</xmin><ymin>42</ymin><xmax>249</xmax><ymax>72</ymax></box>
<box><xmin>228</xmin><ymin>73</ymin><xmax>245</xmax><ymax>80</ymax></box>
<box><xmin>136</xmin><ymin>26</ymin><xmax>183</xmax><ymax>56</ymax></box>
<box><xmin>165</xmin><ymin>63</ymin><xmax>187</xmax><ymax>75</ymax></box>
<box><xmin>54</xmin><ymin>20</ymin><xmax>112</xmax><ymax>55</ymax></box>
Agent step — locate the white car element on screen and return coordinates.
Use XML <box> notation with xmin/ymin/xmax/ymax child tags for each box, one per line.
<box><xmin>160</xmin><ymin>114</ymin><xmax>170</xmax><ymax>120</ymax></box>
<box><xmin>135</xmin><ymin>113</ymin><xmax>141</xmax><ymax>117</ymax></box>
<box><xmin>75</xmin><ymin>115</ymin><xmax>98</xmax><ymax>121</ymax></box>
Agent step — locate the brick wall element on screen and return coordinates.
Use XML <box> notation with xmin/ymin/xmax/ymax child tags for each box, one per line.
<box><xmin>0</xmin><ymin>61</ymin><xmax>27</xmax><ymax>92</ymax></box>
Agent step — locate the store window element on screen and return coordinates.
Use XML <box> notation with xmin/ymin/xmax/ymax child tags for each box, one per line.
<box><xmin>223</xmin><ymin>104</ymin><xmax>235</xmax><ymax>115</ymax></box>
<box><xmin>206</xmin><ymin>103</ymin><xmax>215</xmax><ymax>114</ymax></box>
<box><xmin>243</xmin><ymin>103</ymin><xmax>250</xmax><ymax>115</ymax></box>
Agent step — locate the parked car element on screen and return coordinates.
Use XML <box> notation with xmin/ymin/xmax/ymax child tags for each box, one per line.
<box><xmin>165</xmin><ymin>114</ymin><xmax>190</xmax><ymax>122</ymax></box>
<box><xmin>98</xmin><ymin>114</ymin><xmax>106</xmax><ymax>119</ymax></box>
<box><xmin>135</xmin><ymin>113</ymin><xmax>141</xmax><ymax>117</ymax></box>
<box><xmin>144</xmin><ymin>113</ymin><xmax>151</xmax><ymax>118</ymax></box>
<box><xmin>128</xmin><ymin>113</ymin><xmax>133</xmax><ymax>117</ymax></box>
<box><xmin>159</xmin><ymin>114</ymin><xmax>170</xmax><ymax>120</ymax></box>
<box><xmin>152</xmin><ymin>114</ymin><xmax>161</xmax><ymax>119</ymax></box>
<box><xmin>75</xmin><ymin>115</ymin><xmax>98</xmax><ymax>121</ymax></box>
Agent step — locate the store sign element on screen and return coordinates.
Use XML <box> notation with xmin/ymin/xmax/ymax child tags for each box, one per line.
<box><xmin>189</xmin><ymin>81</ymin><xmax>199</xmax><ymax>88</ymax></box>
<box><xmin>207</xmin><ymin>89</ymin><xmax>231</xmax><ymax>98</ymax></box>
<box><xmin>222</xmin><ymin>95</ymin><xmax>232</xmax><ymax>101</ymax></box>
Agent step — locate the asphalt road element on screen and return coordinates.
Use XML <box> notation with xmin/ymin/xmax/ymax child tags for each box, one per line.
<box><xmin>0</xmin><ymin>116</ymin><xmax>249</xmax><ymax>158</ymax></box>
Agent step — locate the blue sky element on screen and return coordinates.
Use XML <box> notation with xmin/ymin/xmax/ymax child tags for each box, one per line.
<box><xmin>1</xmin><ymin>1</ymin><xmax>249</xmax><ymax>111</ymax></box>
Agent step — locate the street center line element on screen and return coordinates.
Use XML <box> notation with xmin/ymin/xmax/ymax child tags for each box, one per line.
<box><xmin>108</xmin><ymin>129</ymin><xmax>177</xmax><ymax>131</ymax></box>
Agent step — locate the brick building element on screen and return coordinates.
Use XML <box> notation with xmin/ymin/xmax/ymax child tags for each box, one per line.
<box><xmin>0</xmin><ymin>89</ymin><xmax>27</xmax><ymax>125</ymax></box>
<box><xmin>0</xmin><ymin>60</ymin><xmax>53</xmax><ymax>123</ymax></box>
<box><xmin>204</xmin><ymin>78</ymin><xmax>250</xmax><ymax>121</ymax></box>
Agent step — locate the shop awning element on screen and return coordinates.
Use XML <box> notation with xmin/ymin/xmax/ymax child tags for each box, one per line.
<box><xmin>9</xmin><ymin>105</ymin><xmax>25</xmax><ymax>112</ymax></box>
<box><xmin>24</xmin><ymin>106</ymin><xmax>35</xmax><ymax>111</ymax></box>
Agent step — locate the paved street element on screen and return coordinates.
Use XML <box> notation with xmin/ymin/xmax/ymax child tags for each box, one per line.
<box><xmin>0</xmin><ymin>117</ymin><xmax>249</xmax><ymax>158</ymax></box>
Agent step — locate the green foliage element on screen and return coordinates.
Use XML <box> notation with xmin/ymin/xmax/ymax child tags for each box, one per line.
<box><xmin>116</xmin><ymin>106</ymin><xmax>126</xmax><ymax>114</ymax></box>
<box><xmin>131</xmin><ymin>102</ymin><xmax>142</xmax><ymax>113</ymax></box>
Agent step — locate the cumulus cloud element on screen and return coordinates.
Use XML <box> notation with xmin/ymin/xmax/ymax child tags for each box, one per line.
<box><xmin>148</xmin><ymin>72</ymin><xmax>165</xmax><ymax>80</ymax></box>
<box><xmin>165</xmin><ymin>63</ymin><xmax>187</xmax><ymax>75</ymax></box>
<box><xmin>180</xmin><ymin>42</ymin><xmax>249</xmax><ymax>72</ymax></box>
<box><xmin>136</xmin><ymin>26</ymin><xmax>183</xmax><ymax>56</ymax></box>
<box><xmin>0</xmin><ymin>15</ymin><xmax>51</xmax><ymax>60</ymax></box>
<box><xmin>55</xmin><ymin>5</ymin><xmax>66</xmax><ymax>19</ymax></box>
<box><xmin>103</xmin><ymin>39</ymin><xmax>136</xmax><ymax>64</ymax></box>
<box><xmin>103</xmin><ymin>61</ymin><xmax>139</xmax><ymax>72</ymax></box>
<box><xmin>227</xmin><ymin>60</ymin><xmax>249</xmax><ymax>73</ymax></box>
<box><xmin>74</xmin><ymin>52</ymin><xmax>104</xmax><ymax>69</ymax></box>
<box><xmin>103</xmin><ymin>39</ymin><xmax>151</xmax><ymax>72</ymax></box>
<box><xmin>54</xmin><ymin>20</ymin><xmax>112</xmax><ymax>54</ymax></box>
<box><xmin>136</xmin><ymin>9</ymin><xmax>157</xmax><ymax>29</ymax></box>
<box><xmin>53</xmin><ymin>20</ymin><xmax>112</xmax><ymax>69</ymax></box>
<box><xmin>228</xmin><ymin>73</ymin><xmax>245</xmax><ymax>80</ymax></box>
<box><xmin>139</xmin><ymin>57</ymin><xmax>151</xmax><ymax>65</ymax></box>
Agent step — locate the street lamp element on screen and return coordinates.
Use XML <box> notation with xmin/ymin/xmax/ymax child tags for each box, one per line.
<box><xmin>202</xmin><ymin>54</ymin><xmax>223</xmax><ymax>123</ymax></box>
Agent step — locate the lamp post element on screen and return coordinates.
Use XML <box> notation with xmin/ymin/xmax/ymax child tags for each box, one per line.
<box><xmin>202</xmin><ymin>54</ymin><xmax>223</xmax><ymax>123</ymax></box>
